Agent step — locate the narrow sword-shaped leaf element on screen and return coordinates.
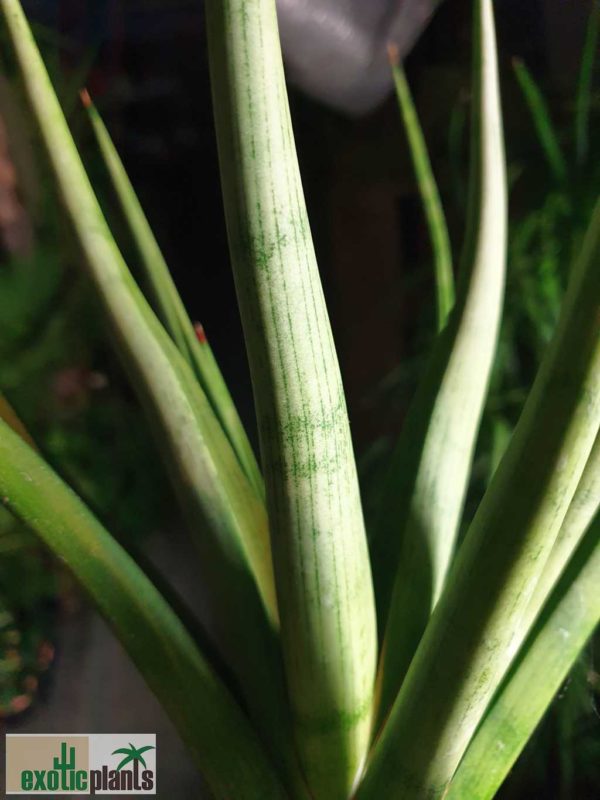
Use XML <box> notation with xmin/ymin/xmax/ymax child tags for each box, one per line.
<box><xmin>446</xmin><ymin>515</ymin><xmax>600</xmax><ymax>800</ymax></box>
<box><xmin>0</xmin><ymin>3</ymin><xmax>307</xmax><ymax>788</ymax></box>
<box><xmin>372</xmin><ymin>0</ymin><xmax>506</xmax><ymax>722</ymax></box>
<box><xmin>356</xmin><ymin>193</ymin><xmax>600</xmax><ymax>799</ymax></box>
<box><xmin>0</xmin><ymin>419</ymin><xmax>286</xmax><ymax>800</ymax></box>
<box><xmin>513</xmin><ymin>58</ymin><xmax>568</xmax><ymax>183</ymax></box>
<box><xmin>575</xmin><ymin>1</ymin><xmax>600</xmax><ymax>165</ymax></box>
<box><xmin>388</xmin><ymin>45</ymin><xmax>455</xmax><ymax>331</ymax></box>
<box><xmin>80</xmin><ymin>89</ymin><xmax>264</xmax><ymax>498</ymax></box>
<box><xmin>205</xmin><ymin>1</ymin><xmax>377</xmax><ymax>796</ymax></box>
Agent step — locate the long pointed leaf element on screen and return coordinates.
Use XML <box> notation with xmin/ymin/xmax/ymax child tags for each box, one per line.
<box><xmin>0</xmin><ymin>2</ymin><xmax>305</xmax><ymax>786</ymax></box>
<box><xmin>205</xmin><ymin>1</ymin><xmax>377</xmax><ymax>796</ymax></box>
<box><xmin>80</xmin><ymin>89</ymin><xmax>264</xmax><ymax>498</ymax></box>
<box><xmin>513</xmin><ymin>58</ymin><xmax>568</xmax><ymax>183</ymax></box>
<box><xmin>0</xmin><ymin>418</ymin><xmax>285</xmax><ymax>800</ymax></box>
<box><xmin>575</xmin><ymin>2</ymin><xmax>600</xmax><ymax>165</ymax></box>
<box><xmin>373</xmin><ymin>0</ymin><xmax>507</xmax><ymax>722</ymax></box>
<box><xmin>388</xmin><ymin>47</ymin><xmax>455</xmax><ymax>330</ymax></box>
<box><xmin>446</xmin><ymin>515</ymin><xmax>600</xmax><ymax>800</ymax></box>
<box><xmin>358</xmin><ymin>64</ymin><xmax>600</xmax><ymax>800</ymax></box>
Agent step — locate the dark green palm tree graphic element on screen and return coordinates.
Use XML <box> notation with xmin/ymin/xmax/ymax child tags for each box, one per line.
<box><xmin>111</xmin><ymin>743</ymin><xmax>155</xmax><ymax>772</ymax></box>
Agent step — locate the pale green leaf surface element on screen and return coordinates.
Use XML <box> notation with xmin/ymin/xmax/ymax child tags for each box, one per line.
<box><xmin>205</xmin><ymin>0</ymin><xmax>377</xmax><ymax>797</ymax></box>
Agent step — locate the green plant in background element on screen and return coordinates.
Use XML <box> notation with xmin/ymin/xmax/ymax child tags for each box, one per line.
<box><xmin>489</xmin><ymin>2</ymin><xmax>600</xmax><ymax>433</ymax></box>
<box><xmin>0</xmin><ymin>2</ymin><xmax>598</xmax><ymax>800</ymax></box>
<box><xmin>387</xmin><ymin>44</ymin><xmax>455</xmax><ymax>333</ymax></box>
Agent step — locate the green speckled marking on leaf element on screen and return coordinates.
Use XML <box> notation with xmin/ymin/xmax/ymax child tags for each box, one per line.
<box><xmin>205</xmin><ymin>0</ymin><xmax>377</xmax><ymax>797</ymax></box>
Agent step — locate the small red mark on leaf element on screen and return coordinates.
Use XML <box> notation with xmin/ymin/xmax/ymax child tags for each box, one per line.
<box><xmin>194</xmin><ymin>323</ymin><xmax>207</xmax><ymax>344</ymax></box>
<box><xmin>80</xmin><ymin>88</ymin><xmax>92</xmax><ymax>109</ymax></box>
<box><xmin>387</xmin><ymin>42</ymin><xmax>400</xmax><ymax>67</ymax></box>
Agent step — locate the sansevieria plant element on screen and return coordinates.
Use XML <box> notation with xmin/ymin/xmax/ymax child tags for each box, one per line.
<box><xmin>0</xmin><ymin>0</ymin><xmax>598</xmax><ymax>797</ymax></box>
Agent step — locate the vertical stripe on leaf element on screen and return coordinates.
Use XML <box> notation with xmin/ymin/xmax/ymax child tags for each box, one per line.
<box><xmin>205</xmin><ymin>1</ymin><xmax>377</xmax><ymax>796</ymax></box>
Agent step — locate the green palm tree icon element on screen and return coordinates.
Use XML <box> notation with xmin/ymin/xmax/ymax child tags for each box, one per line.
<box><xmin>111</xmin><ymin>743</ymin><xmax>155</xmax><ymax>772</ymax></box>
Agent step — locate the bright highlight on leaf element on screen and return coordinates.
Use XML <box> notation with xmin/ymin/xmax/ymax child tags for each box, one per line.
<box><xmin>205</xmin><ymin>1</ymin><xmax>377</xmax><ymax>796</ymax></box>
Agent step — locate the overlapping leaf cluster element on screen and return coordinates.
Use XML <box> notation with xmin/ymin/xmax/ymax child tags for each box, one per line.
<box><xmin>0</xmin><ymin>0</ymin><xmax>597</xmax><ymax>798</ymax></box>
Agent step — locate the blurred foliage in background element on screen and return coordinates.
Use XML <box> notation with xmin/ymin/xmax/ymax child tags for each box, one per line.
<box><xmin>482</xmin><ymin>6</ymin><xmax>600</xmax><ymax>487</ymax></box>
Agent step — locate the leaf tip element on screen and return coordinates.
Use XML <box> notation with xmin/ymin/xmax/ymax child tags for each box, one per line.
<box><xmin>80</xmin><ymin>88</ymin><xmax>92</xmax><ymax>109</ymax></box>
<box><xmin>387</xmin><ymin>42</ymin><xmax>401</xmax><ymax>68</ymax></box>
<box><xmin>194</xmin><ymin>322</ymin><xmax>208</xmax><ymax>344</ymax></box>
